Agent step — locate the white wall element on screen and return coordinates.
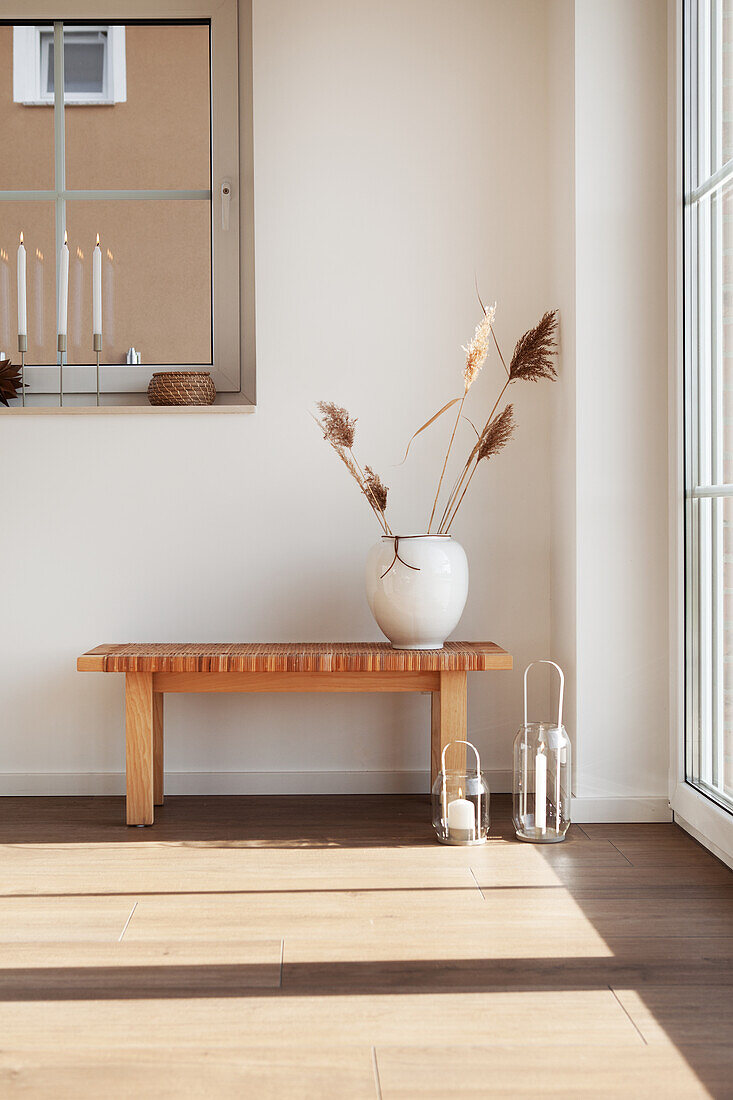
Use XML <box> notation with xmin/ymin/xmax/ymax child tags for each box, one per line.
<box><xmin>0</xmin><ymin>0</ymin><xmax>558</xmax><ymax>794</ymax></box>
<box><xmin>550</xmin><ymin>0</ymin><xmax>671</xmax><ymax>821</ymax></box>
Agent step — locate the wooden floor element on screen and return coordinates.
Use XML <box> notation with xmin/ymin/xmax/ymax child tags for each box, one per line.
<box><xmin>0</xmin><ymin>795</ymin><xmax>731</xmax><ymax>1098</ymax></box>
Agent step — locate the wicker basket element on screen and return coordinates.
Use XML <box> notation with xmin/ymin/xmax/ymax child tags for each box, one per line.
<box><xmin>147</xmin><ymin>371</ymin><xmax>216</xmax><ymax>406</ymax></box>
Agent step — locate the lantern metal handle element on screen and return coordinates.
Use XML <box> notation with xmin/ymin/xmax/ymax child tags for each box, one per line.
<box><xmin>441</xmin><ymin>739</ymin><xmax>482</xmax><ymax>776</ymax></box>
<box><xmin>523</xmin><ymin>660</ymin><xmax>564</xmax><ymax>731</ymax></box>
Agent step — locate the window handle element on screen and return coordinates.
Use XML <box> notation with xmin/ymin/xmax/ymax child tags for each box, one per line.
<box><xmin>220</xmin><ymin>178</ymin><xmax>232</xmax><ymax>231</ymax></box>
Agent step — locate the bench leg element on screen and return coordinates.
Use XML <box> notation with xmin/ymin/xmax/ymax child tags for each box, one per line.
<box><xmin>125</xmin><ymin>672</ymin><xmax>155</xmax><ymax>826</ymax></box>
<box><xmin>430</xmin><ymin>671</ymin><xmax>468</xmax><ymax>790</ymax></box>
<box><xmin>153</xmin><ymin>692</ymin><xmax>164</xmax><ymax>806</ymax></box>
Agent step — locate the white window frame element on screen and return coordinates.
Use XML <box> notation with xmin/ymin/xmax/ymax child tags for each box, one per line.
<box><xmin>13</xmin><ymin>24</ymin><xmax>127</xmax><ymax>106</ymax></box>
<box><xmin>1</xmin><ymin>0</ymin><xmax>249</xmax><ymax>405</ymax></box>
<box><xmin>673</xmin><ymin>0</ymin><xmax>733</xmax><ymax>868</ymax></box>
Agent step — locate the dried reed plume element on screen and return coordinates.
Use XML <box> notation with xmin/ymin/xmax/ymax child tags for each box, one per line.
<box><xmin>364</xmin><ymin>466</ymin><xmax>389</xmax><ymax>513</ymax></box>
<box><xmin>462</xmin><ymin>302</ymin><xmax>496</xmax><ymax>391</ymax></box>
<box><xmin>314</xmin><ymin>402</ymin><xmax>392</xmax><ymax>535</ymax></box>
<box><xmin>439</xmin><ymin>405</ymin><xmax>515</xmax><ymax>532</ymax></box>
<box><xmin>427</xmin><ymin>303</ymin><xmax>498</xmax><ymax>532</ymax></box>
<box><xmin>509</xmin><ymin>310</ymin><xmax>558</xmax><ymax>382</ymax></box>
<box><xmin>316</xmin><ymin>400</ymin><xmax>357</xmax><ymax>448</ymax></box>
<box><xmin>477</xmin><ymin>403</ymin><xmax>515</xmax><ymax>461</ymax></box>
<box><xmin>314</xmin><ymin>300</ymin><xmax>558</xmax><ymax>541</ymax></box>
<box><xmin>437</xmin><ymin>309</ymin><xmax>558</xmax><ymax>533</ymax></box>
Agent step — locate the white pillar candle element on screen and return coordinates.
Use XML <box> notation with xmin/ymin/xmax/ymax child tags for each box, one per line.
<box><xmin>17</xmin><ymin>232</ymin><xmax>26</xmax><ymax>336</ymax></box>
<box><xmin>535</xmin><ymin>749</ymin><xmax>547</xmax><ymax>832</ymax></box>
<box><xmin>58</xmin><ymin>230</ymin><xmax>69</xmax><ymax>338</ymax></box>
<box><xmin>447</xmin><ymin>793</ymin><xmax>475</xmax><ymax>842</ymax></box>
<box><xmin>92</xmin><ymin>233</ymin><xmax>102</xmax><ymax>336</ymax></box>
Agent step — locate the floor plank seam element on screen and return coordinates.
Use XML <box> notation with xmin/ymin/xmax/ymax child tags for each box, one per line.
<box><xmin>609</xmin><ymin>985</ymin><xmax>648</xmax><ymax>1045</ymax></box>
<box><xmin>469</xmin><ymin>868</ymin><xmax>486</xmax><ymax>900</ymax></box>
<box><xmin>608</xmin><ymin>841</ymin><xmax>635</xmax><ymax>867</ymax></box>
<box><xmin>371</xmin><ymin>1046</ymin><xmax>383</xmax><ymax>1100</ymax></box>
<box><xmin>118</xmin><ymin>901</ymin><xmax>138</xmax><ymax>942</ymax></box>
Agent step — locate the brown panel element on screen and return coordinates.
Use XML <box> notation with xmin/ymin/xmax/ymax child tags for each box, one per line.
<box><xmin>64</xmin><ymin>200</ymin><xmax>211</xmax><ymax>366</ymax></box>
<box><xmin>65</xmin><ymin>24</ymin><xmax>211</xmax><ymax>191</ymax></box>
<box><xmin>0</xmin><ymin>27</ymin><xmax>55</xmax><ymax>191</ymax></box>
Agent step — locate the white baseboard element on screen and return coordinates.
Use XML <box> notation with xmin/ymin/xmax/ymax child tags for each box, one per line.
<box><xmin>0</xmin><ymin>769</ymin><xmax>514</xmax><ymax>797</ymax></box>
<box><xmin>670</xmin><ymin>782</ymin><xmax>733</xmax><ymax>870</ymax></box>
<box><xmin>0</xmin><ymin>775</ymin><xmax>672</xmax><ymax>821</ymax></box>
<box><xmin>571</xmin><ymin>795</ymin><xmax>672</xmax><ymax>823</ymax></box>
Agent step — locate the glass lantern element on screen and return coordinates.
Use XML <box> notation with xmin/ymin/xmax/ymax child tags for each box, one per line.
<box><xmin>432</xmin><ymin>740</ymin><xmax>490</xmax><ymax>845</ymax></box>
<box><xmin>513</xmin><ymin>661</ymin><xmax>571</xmax><ymax>843</ymax></box>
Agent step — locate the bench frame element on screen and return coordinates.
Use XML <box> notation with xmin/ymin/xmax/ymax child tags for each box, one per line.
<box><xmin>78</xmin><ymin>642</ymin><xmax>512</xmax><ymax>826</ymax></box>
<box><xmin>123</xmin><ymin>669</ymin><xmax>467</xmax><ymax>826</ymax></box>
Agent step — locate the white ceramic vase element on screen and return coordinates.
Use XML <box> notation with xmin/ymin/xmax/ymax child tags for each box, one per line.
<box><xmin>365</xmin><ymin>535</ymin><xmax>469</xmax><ymax>649</ymax></box>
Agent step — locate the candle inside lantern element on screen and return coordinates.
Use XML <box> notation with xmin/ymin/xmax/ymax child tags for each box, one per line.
<box><xmin>447</xmin><ymin>789</ymin><xmax>476</xmax><ymax>843</ymax></box>
<box><xmin>58</xmin><ymin>230</ymin><xmax>69</xmax><ymax>338</ymax></box>
<box><xmin>535</xmin><ymin>747</ymin><xmax>547</xmax><ymax>833</ymax></box>
<box><xmin>17</xmin><ymin>232</ymin><xmax>26</xmax><ymax>337</ymax></box>
<box><xmin>93</xmin><ymin>233</ymin><xmax>102</xmax><ymax>336</ymax></box>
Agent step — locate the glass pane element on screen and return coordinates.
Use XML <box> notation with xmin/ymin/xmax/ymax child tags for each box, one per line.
<box><xmin>0</xmin><ymin>26</ymin><xmax>55</xmax><ymax>190</ymax></box>
<box><xmin>0</xmin><ymin>202</ymin><xmax>56</xmax><ymax>366</ymax></box>
<box><xmin>724</xmin><ymin>185</ymin><xmax>733</xmax><ymax>477</ymax></box>
<box><xmin>51</xmin><ymin>33</ymin><xmax>106</xmax><ymax>96</ymax></box>
<box><xmin>723</xmin><ymin>496</ymin><xmax>733</xmax><ymax>799</ymax></box>
<box><xmin>65</xmin><ymin>24</ymin><xmax>211</xmax><ymax>190</ymax></box>
<box><xmin>688</xmin><ymin>495</ymin><xmax>733</xmax><ymax>811</ymax></box>
<box><xmin>64</xmin><ymin>200</ymin><xmax>211</xmax><ymax>366</ymax></box>
<box><xmin>723</xmin><ymin>0</ymin><xmax>733</xmax><ymax>164</ymax></box>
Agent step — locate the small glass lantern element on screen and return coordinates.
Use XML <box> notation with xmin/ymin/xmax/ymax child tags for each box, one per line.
<box><xmin>432</xmin><ymin>740</ymin><xmax>490</xmax><ymax>845</ymax></box>
<box><xmin>513</xmin><ymin>661</ymin><xmax>571</xmax><ymax>843</ymax></box>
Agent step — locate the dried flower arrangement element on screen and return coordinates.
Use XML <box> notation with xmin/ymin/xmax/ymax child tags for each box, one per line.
<box><xmin>0</xmin><ymin>358</ymin><xmax>23</xmax><ymax>407</ymax></box>
<box><xmin>315</xmin><ymin>303</ymin><xmax>558</xmax><ymax>534</ymax></box>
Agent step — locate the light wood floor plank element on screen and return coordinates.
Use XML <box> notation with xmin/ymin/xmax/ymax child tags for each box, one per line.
<box><xmin>612</xmin><ymin>985</ymin><xmax>733</xmax><ymax>1047</ymax></box>
<box><xmin>0</xmin><ymin>899</ymin><xmax>135</xmax><ymax>942</ymax></box>
<box><xmin>375</xmin><ymin>1044</ymin><xmax>728</xmax><ymax>1099</ymax></box>
<box><xmin>0</xmin><ymin>941</ymin><xmax>283</xmax><ymax>997</ymax></box>
<box><xmin>0</xmin><ymin>1047</ymin><xmax>378</xmax><ymax>1099</ymax></box>
<box><xmin>0</xmin><ymin>991</ymin><xmax>643</xmax><ymax>1051</ymax></box>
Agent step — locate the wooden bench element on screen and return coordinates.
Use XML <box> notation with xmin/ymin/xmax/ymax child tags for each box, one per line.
<box><xmin>77</xmin><ymin>642</ymin><xmax>512</xmax><ymax>825</ymax></box>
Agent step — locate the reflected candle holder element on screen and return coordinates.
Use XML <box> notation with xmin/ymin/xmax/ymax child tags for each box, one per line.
<box><xmin>18</xmin><ymin>334</ymin><xmax>27</xmax><ymax>407</ymax></box>
<box><xmin>94</xmin><ymin>333</ymin><xmax>102</xmax><ymax>406</ymax></box>
<box><xmin>57</xmin><ymin>334</ymin><xmax>66</xmax><ymax>407</ymax></box>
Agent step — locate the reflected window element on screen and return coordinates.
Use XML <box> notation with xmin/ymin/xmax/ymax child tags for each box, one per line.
<box><xmin>14</xmin><ymin>26</ymin><xmax>127</xmax><ymax>106</ymax></box>
<box><xmin>0</xmin><ymin>6</ymin><xmax>242</xmax><ymax>403</ymax></box>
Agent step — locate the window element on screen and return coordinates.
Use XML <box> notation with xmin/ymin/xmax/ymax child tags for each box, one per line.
<box><xmin>684</xmin><ymin>0</ymin><xmax>733</xmax><ymax>813</ymax></box>
<box><xmin>0</xmin><ymin>1</ymin><xmax>247</xmax><ymax>407</ymax></box>
<box><xmin>13</xmin><ymin>26</ymin><xmax>127</xmax><ymax>106</ymax></box>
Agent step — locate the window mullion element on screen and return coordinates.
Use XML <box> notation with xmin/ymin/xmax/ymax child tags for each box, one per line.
<box><xmin>53</xmin><ymin>20</ymin><xmax>65</xmax><ymax>384</ymax></box>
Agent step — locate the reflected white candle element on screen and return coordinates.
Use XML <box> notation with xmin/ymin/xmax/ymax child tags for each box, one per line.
<box><xmin>93</xmin><ymin>233</ymin><xmax>102</xmax><ymax>336</ymax></box>
<box><xmin>17</xmin><ymin>232</ymin><xmax>26</xmax><ymax>336</ymax></box>
<box><xmin>58</xmin><ymin>230</ymin><xmax>69</xmax><ymax>337</ymax></box>
<box><xmin>535</xmin><ymin>748</ymin><xmax>547</xmax><ymax>832</ymax></box>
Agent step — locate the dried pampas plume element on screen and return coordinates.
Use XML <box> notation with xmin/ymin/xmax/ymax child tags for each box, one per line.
<box><xmin>462</xmin><ymin>302</ymin><xmax>496</xmax><ymax>391</ymax></box>
<box><xmin>316</xmin><ymin>400</ymin><xmax>357</xmax><ymax>448</ymax></box>
<box><xmin>509</xmin><ymin>309</ymin><xmax>558</xmax><ymax>383</ymax></box>
<box><xmin>477</xmin><ymin>403</ymin><xmax>515</xmax><ymax>461</ymax></box>
<box><xmin>314</xmin><ymin>401</ymin><xmax>392</xmax><ymax>535</ymax></box>
<box><xmin>364</xmin><ymin>466</ymin><xmax>388</xmax><ymax>513</ymax></box>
